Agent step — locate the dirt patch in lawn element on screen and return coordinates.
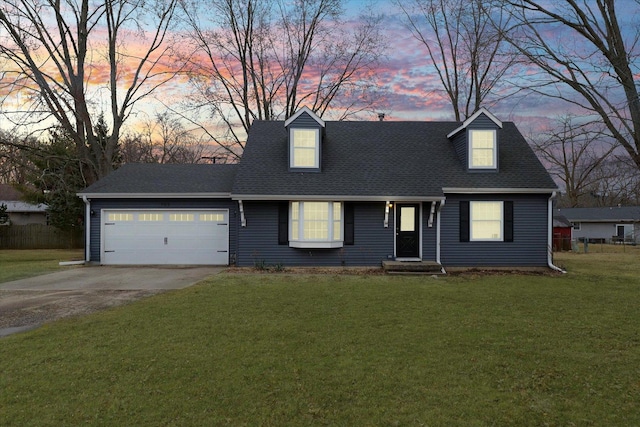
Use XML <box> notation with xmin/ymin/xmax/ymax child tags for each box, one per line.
<box><xmin>224</xmin><ymin>266</ymin><xmax>560</xmax><ymax>276</ymax></box>
<box><xmin>224</xmin><ymin>266</ymin><xmax>386</xmax><ymax>275</ymax></box>
<box><xmin>0</xmin><ymin>290</ymin><xmax>162</xmax><ymax>337</ymax></box>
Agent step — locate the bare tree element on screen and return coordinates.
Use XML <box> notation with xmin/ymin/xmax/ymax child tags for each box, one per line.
<box><xmin>143</xmin><ymin>112</ymin><xmax>208</xmax><ymax>164</ymax></box>
<box><xmin>0</xmin><ymin>0</ymin><xmax>180</xmax><ymax>182</ymax></box>
<box><xmin>532</xmin><ymin>116</ymin><xmax>617</xmax><ymax>207</ymax></box>
<box><xmin>583</xmin><ymin>155</ymin><xmax>640</xmax><ymax>207</ymax></box>
<box><xmin>0</xmin><ymin>131</ymin><xmax>32</xmax><ymax>184</ymax></box>
<box><xmin>178</xmin><ymin>0</ymin><xmax>384</xmax><ymax>159</ymax></box>
<box><xmin>119</xmin><ymin>112</ymin><xmax>215</xmax><ymax>164</ymax></box>
<box><xmin>498</xmin><ymin>0</ymin><xmax>640</xmax><ymax>170</ymax></box>
<box><xmin>395</xmin><ymin>0</ymin><xmax>516</xmax><ymax>120</ymax></box>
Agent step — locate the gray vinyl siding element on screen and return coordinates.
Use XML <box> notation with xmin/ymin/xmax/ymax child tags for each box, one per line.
<box><xmin>470</xmin><ymin>112</ymin><xmax>499</xmax><ymax>129</ymax></box>
<box><xmin>452</xmin><ymin>132</ymin><xmax>467</xmax><ymax>165</ymax></box>
<box><xmin>289</xmin><ymin>111</ymin><xmax>323</xmax><ymax>128</ymax></box>
<box><xmin>87</xmin><ymin>198</ymin><xmax>238</xmax><ymax>264</ymax></box>
<box><xmin>573</xmin><ymin>222</ymin><xmax>639</xmax><ymax>243</ymax></box>
<box><xmin>237</xmin><ymin>201</ymin><xmax>395</xmax><ymax>267</ymax></box>
<box><xmin>440</xmin><ymin>193</ymin><xmax>550</xmax><ymax>267</ymax></box>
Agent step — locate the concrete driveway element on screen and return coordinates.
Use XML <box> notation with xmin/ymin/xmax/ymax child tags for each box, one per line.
<box><xmin>0</xmin><ymin>265</ymin><xmax>223</xmax><ymax>338</ymax></box>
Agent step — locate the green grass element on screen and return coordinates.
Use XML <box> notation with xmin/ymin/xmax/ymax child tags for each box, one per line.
<box><xmin>1</xmin><ymin>250</ymin><xmax>640</xmax><ymax>425</ymax></box>
<box><xmin>0</xmin><ymin>249</ymin><xmax>84</xmax><ymax>284</ymax></box>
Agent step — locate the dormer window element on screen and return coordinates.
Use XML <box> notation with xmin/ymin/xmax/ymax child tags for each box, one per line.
<box><xmin>285</xmin><ymin>106</ymin><xmax>325</xmax><ymax>171</ymax></box>
<box><xmin>469</xmin><ymin>129</ymin><xmax>497</xmax><ymax>169</ymax></box>
<box><xmin>290</xmin><ymin>128</ymin><xmax>320</xmax><ymax>169</ymax></box>
<box><xmin>447</xmin><ymin>108</ymin><xmax>502</xmax><ymax>171</ymax></box>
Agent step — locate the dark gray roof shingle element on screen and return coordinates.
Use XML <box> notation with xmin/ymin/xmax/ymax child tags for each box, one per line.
<box><xmin>557</xmin><ymin>206</ymin><xmax>640</xmax><ymax>222</ymax></box>
<box><xmin>79</xmin><ymin>163</ymin><xmax>237</xmax><ymax>194</ymax></box>
<box><xmin>232</xmin><ymin>120</ymin><xmax>556</xmax><ymax>198</ymax></box>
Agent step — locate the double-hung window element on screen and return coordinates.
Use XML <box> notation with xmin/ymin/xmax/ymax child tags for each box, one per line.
<box><xmin>290</xmin><ymin>129</ymin><xmax>320</xmax><ymax>169</ymax></box>
<box><xmin>460</xmin><ymin>200</ymin><xmax>513</xmax><ymax>242</ymax></box>
<box><xmin>469</xmin><ymin>129</ymin><xmax>497</xmax><ymax>169</ymax></box>
<box><xmin>290</xmin><ymin>201</ymin><xmax>343</xmax><ymax>248</ymax></box>
<box><xmin>470</xmin><ymin>201</ymin><xmax>503</xmax><ymax>241</ymax></box>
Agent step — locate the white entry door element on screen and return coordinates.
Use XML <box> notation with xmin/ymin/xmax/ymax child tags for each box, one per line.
<box><xmin>102</xmin><ymin>209</ymin><xmax>229</xmax><ymax>265</ymax></box>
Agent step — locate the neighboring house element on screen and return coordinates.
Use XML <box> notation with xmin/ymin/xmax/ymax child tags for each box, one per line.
<box><xmin>78</xmin><ymin>107</ymin><xmax>559</xmax><ymax>269</ymax></box>
<box><xmin>0</xmin><ymin>184</ymin><xmax>48</xmax><ymax>225</ymax></box>
<box><xmin>552</xmin><ymin>214</ymin><xmax>573</xmax><ymax>251</ymax></box>
<box><xmin>557</xmin><ymin>206</ymin><xmax>640</xmax><ymax>244</ymax></box>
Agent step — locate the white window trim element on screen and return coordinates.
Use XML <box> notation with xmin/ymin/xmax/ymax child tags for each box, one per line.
<box><xmin>470</xmin><ymin>201</ymin><xmax>504</xmax><ymax>241</ymax></box>
<box><xmin>289</xmin><ymin>201</ymin><xmax>343</xmax><ymax>248</ymax></box>
<box><xmin>573</xmin><ymin>222</ymin><xmax>581</xmax><ymax>230</ymax></box>
<box><xmin>289</xmin><ymin>128</ymin><xmax>320</xmax><ymax>169</ymax></box>
<box><xmin>468</xmin><ymin>129</ymin><xmax>497</xmax><ymax>170</ymax></box>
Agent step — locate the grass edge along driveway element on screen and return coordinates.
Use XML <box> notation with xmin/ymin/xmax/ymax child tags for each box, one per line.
<box><xmin>1</xmin><ymin>249</ymin><xmax>639</xmax><ymax>425</ymax></box>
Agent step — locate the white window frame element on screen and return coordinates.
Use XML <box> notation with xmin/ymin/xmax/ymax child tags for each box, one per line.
<box><xmin>289</xmin><ymin>201</ymin><xmax>343</xmax><ymax>248</ymax></box>
<box><xmin>468</xmin><ymin>129</ymin><xmax>497</xmax><ymax>169</ymax></box>
<box><xmin>572</xmin><ymin>222</ymin><xmax>581</xmax><ymax>230</ymax></box>
<box><xmin>470</xmin><ymin>201</ymin><xmax>503</xmax><ymax>241</ymax></box>
<box><xmin>290</xmin><ymin>128</ymin><xmax>320</xmax><ymax>169</ymax></box>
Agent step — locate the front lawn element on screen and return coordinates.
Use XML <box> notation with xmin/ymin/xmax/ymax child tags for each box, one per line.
<box><xmin>0</xmin><ymin>249</ymin><xmax>84</xmax><ymax>284</ymax></box>
<box><xmin>1</xmin><ymin>250</ymin><xmax>639</xmax><ymax>425</ymax></box>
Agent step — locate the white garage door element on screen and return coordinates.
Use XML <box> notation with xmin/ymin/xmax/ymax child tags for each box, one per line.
<box><xmin>102</xmin><ymin>209</ymin><xmax>229</xmax><ymax>265</ymax></box>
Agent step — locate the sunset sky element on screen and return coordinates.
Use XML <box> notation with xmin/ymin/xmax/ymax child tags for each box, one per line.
<box><xmin>1</xmin><ymin>0</ymin><xmax>638</xmax><ymax>143</ymax></box>
<box><xmin>337</xmin><ymin>0</ymin><xmax>640</xmax><ymax>134</ymax></box>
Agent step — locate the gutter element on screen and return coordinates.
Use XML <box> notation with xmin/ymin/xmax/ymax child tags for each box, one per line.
<box><xmin>547</xmin><ymin>192</ymin><xmax>566</xmax><ymax>273</ymax></box>
<box><xmin>81</xmin><ymin>195</ymin><xmax>91</xmax><ymax>263</ymax></box>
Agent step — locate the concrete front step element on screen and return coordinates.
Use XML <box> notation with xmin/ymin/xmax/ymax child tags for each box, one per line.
<box><xmin>382</xmin><ymin>260</ymin><xmax>445</xmax><ymax>274</ymax></box>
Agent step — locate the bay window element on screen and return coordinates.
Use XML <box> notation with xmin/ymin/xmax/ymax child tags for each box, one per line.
<box><xmin>290</xmin><ymin>201</ymin><xmax>343</xmax><ymax>248</ymax></box>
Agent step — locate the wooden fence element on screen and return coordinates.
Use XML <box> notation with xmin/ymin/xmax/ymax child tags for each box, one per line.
<box><xmin>0</xmin><ymin>224</ymin><xmax>83</xmax><ymax>249</ymax></box>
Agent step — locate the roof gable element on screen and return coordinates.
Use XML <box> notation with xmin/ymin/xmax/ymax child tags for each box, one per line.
<box><xmin>284</xmin><ymin>106</ymin><xmax>325</xmax><ymax>128</ymax></box>
<box><xmin>447</xmin><ymin>107</ymin><xmax>503</xmax><ymax>139</ymax></box>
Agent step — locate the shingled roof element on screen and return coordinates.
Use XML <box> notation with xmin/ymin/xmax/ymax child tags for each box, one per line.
<box><xmin>557</xmin><ymin>206</ymin><xmax>640</xmax><ymax>222</ymax></box>
<box><xmin>79</xmin><ymin>163</ymin><xmax>238</xmax><ymax>196</ymax></box>
<box><xmin>231</xmin><ymin>120</ymin><xmax>557</xmax><ymax>199</ymax></box>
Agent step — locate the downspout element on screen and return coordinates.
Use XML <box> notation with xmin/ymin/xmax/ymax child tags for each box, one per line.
<box><xmin>548</xmin><ymin>192</ymin><xmax>566</xmax><ymax>273</ymax></box>
<box><xmin>82</xmin><ymin>195</ymin><xmax>90</xmax><ymax>263</ymax></box>
<box><xmin>436</xmin><ymin>199</ymin><xmax>446</xmax><ymax>274</ymax></box>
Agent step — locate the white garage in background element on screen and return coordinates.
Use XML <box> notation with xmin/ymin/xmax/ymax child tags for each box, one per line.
<box><xmin>101</xmin><ymin>209</ymin><xmax>229</xmax><ymax>265</ymax></box>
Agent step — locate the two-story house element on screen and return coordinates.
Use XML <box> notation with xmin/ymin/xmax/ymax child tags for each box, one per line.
<box><xmin>78</xmin><ymin>107</ymin><xmax>559</xmax><ymax>270</ymax></box>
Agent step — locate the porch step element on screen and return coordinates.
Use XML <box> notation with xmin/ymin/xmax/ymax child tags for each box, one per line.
<box><xmin>382</xmin><ymin>260</ymin><xmax>445</xmax><ymax>275</ymax></box>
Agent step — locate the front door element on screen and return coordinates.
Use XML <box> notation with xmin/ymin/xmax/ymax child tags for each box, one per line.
<box><xmin>396</xmin><ymin>203</ymin><xmax>420</xmax><ymax>258</ymax></box>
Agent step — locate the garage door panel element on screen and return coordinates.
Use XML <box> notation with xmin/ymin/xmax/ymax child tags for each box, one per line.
<box><xmin>102</xmin><ymin>209</ymin><xmax>229</xmax><ymax>265</ymax></box>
